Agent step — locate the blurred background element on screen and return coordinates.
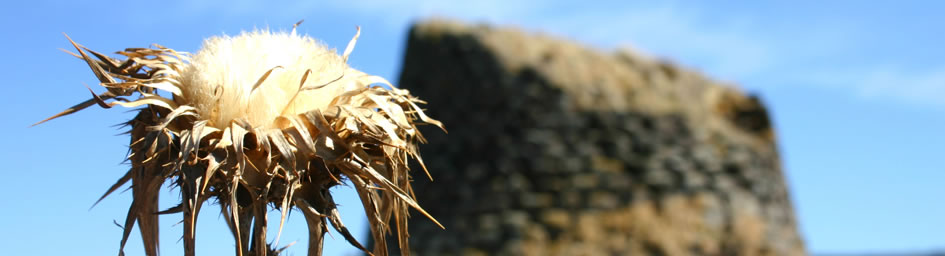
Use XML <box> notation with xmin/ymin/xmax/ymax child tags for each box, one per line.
<box><xmin>1</xmin><ymin>1</ymin><xmax>942</xmax><ymax>255</ymax></box>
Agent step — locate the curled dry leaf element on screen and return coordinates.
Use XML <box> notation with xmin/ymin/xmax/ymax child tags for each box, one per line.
<box><xmin>38</xmin><ymin>25</ymin><xmax>443</xmax><ymax>256</ymax></box>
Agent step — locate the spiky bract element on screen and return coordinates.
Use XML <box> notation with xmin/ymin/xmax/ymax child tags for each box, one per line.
<box><xmin>40</xmin><ymin>26</ymin><xmax>442</xmax><ymax>256</ymax></box>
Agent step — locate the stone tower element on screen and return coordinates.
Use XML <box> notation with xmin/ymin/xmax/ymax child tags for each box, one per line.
<box><xmin>375</xmin><ymin>20</ymin><xmax>805</xmax><ymax>256</ymax></box>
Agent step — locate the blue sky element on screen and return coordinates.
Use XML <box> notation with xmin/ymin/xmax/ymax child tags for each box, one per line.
<box><xmin>1</xmin><ymin>1</ymin><xmax>943</xmax><ymax>255</ymax></box>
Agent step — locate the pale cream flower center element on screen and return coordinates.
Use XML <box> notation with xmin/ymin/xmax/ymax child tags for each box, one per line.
<box><xmin>177</xmin><ymin>30</ymin><xmax>365</xmax><ymax>128</ymax></box>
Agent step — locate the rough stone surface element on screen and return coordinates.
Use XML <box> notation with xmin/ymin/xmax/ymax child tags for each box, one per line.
<box><xmin>374</xmin><ymin>20</ymin><xmax>805</xmax><ymax>256</ymax></box>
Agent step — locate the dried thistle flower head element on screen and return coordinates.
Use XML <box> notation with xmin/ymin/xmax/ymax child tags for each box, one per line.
<box><xmin>37</xmin><ymin>24</ymin><xmax>443</xmax><ymax>256</ymax></box>
<box><xmin>180</xmin><ymin>29</ymin><xmax>365</xmax><ymax>128</ymax></box>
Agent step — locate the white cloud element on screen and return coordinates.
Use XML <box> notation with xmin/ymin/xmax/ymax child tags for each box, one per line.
<box><xmin>175</xmin><ymin>0</ymin><xmax>945</xmax><ymax>107</ymax></box>
<box><xmin>803</xmin><ymin>66</ymin><xmax>945</xmax><ymax>107</ymax></box>
<box><xmin>533</xmin><ymin>4</ymin><xmax>775</xmax><ymax>83</ymax></box>
<box><xmin>322</xmin><ymin>0</ymin><xmax>944</xmax><ymax>108</ymax></box>
<box><xmin>316</xmin><ymin>1</ymin><xmax>775</xmax><ymax>81</ymax></box>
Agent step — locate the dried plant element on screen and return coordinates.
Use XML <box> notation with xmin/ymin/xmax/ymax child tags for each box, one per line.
<box><xmin>36</xmin><ymin>23</ymin><xmax>443</xmax><ymax>256</ymax></box>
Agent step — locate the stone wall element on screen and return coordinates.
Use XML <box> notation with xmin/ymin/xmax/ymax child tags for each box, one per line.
<box><xmin>374</xmin><ymin>20</ymin><xmax>805</xmax><ymax>256</ymax></box>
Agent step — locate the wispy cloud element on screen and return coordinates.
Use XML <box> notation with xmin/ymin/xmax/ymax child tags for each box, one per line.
<box><xmin>532</xmin><ymin>3</ymin><xmax>776</xmax><ymax>83</ymax></box>
<box><xmin>176</xmin><ymin>0</ymin><xmax>945</xmax><ymax>108</ymax></box>
<box><xmin>317</xmin><ymin>1</ymin><xmax>777</xmax><ymax>81</ymax></box>
<box><xmin>802</xmin><ymin>66</ymin><xmax>945</xmax><ymax>107</ymax></box>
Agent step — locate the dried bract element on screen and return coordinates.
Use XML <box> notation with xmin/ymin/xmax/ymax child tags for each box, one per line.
<box><xmin>38</xmin><ymin>26</ymin><xmax>443</xmax><ymax>256</ymax></box>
